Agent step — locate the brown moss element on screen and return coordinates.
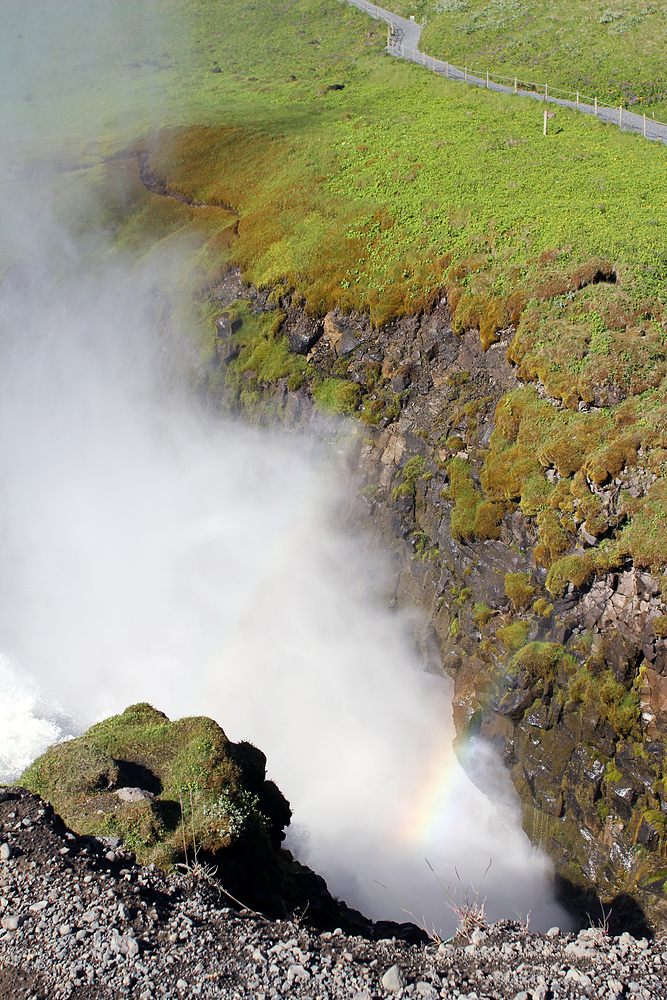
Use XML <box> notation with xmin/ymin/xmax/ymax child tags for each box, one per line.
<box><xmin>570</xmin><ymin>259</ymin><xmax>615</xmax><ymax>290</ymax></box>
<box><xmin>617</xmin><ymin>479</ymin><xmax>667</xmax><ymax>569</ymax></box>
<box><xmin>653</xmin><ymin>615</ymin><xmax>667</xmax><ymax>639</ymax></box>
<box><xmin>584</xmin><ymin>432</ymin><xmax>640</xmax><ymax>485</ymax></box>
<box><xmin>520</xmin><ymin>475</ymin><xmax>553</xmax><ymax>515</ymax></box>
<box><xmin>479</xmin><ymin>296</ymin><xmax>510</xmax><ymax>351</ymax></box>
<box><xmin>448</xmin><ymin>457</ymin><xmax>505</xmax><ymax>541</ymax></box>
<box><xmin>537</xmin><ymin>412</ymin><xmax>609</xmax><ymax>479</ymax></box>
<box><xmin>505</xmin><ymin>289</ymin><xmax>527</xmax><ymax>327</ymax></box>
<box><xmin>536</xmin><ymin>508</ymin><xmax>569</xmax><ymax>565</ymax></box>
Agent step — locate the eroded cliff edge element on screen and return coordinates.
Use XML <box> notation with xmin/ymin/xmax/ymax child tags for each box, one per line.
<box><xmin>197</xmin><ymin>261</ymin><xmax>667</xmax><ymax>934</ymax></box>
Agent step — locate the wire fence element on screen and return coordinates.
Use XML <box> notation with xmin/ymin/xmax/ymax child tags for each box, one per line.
<box><xmin>341</xmin><ymin>0</ymin><xmax>667</xmax><ymax>145</ymax></box>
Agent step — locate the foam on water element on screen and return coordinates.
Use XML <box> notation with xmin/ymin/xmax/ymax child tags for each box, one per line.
<box><xmin>0</xmin><ymin>655</ymin><xmax>68</xmax><ymax>783</ymax></box>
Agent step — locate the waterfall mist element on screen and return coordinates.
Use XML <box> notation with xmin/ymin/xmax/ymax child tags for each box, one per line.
<box><xmin>0</xmin><ymin>0</ymin><xmax>569</xmax><ymax>938</ymax></box>
<box><xmin>0</xmin><ymin>254</ymin><xmax>569</xmax><ymax>934</ymax></box>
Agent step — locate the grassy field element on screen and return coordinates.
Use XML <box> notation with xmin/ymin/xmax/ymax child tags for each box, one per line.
<box><xmin>2</xmin><ymin>0</ymin><xmax>665</xmax><ymax>306</ymax></box>
<box><xmin>385</xmin><ymin>0</ymin><xmax>667</xmax><ymax>111</ymax></box>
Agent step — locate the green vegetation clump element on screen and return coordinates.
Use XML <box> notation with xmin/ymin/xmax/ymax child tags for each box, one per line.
<box><xmin>606</xmin><ymin>761</ymin><xmax>623</xmax><ymax>784</ymax></box>
<box><xmin>546</xmin><ymin>553</ymin><xmax>596</xmax><ymax>596</ymax></box>
<box><xmin>448</xmin><ymin>457</ymin><xmax>504</xmax><ymax>541</ymax></box>
<box><xmin>312</xmin><ymin>378</ymin><xmax>361</xmax><ymax>416</ymax></box>
<box><xmin>569</xmin><ymin>669</ymin><xmax>641</xmax><ymax>737</ymax></box>
<box><xmin>504</xmin><ymin>571</ymin><xmax>535</xmax><ymax>610</ymax></box>
<box><xmin>393</xmin><ymin>455</ymin><xmax>427</xmax><ymax>499</ymax></box>
<box><xmin>473</xmin><ymin>602</ymin><xmax>494</xmax><ymax>629</ymax></box>
<box><xmin>510</xmin><ymin>641</ymin><xmax>574</xmax><ymax>681</ymax></box>
<box><xmin>497</xmin><ymin>620</ymin><xmax>531</xmax><ymax>652</ymax></box>
<box><xmin>533</xmin><ymin>597</ymin><xmax>553</xmax><ymax>618</ymax></box>
<box><xmin>20</xmin><ymin>704</ymin><xmax>270</xmax><ymax>870</ymax></box>
<box><xmin>654</xmin><ymin>615</ymin><xmax>667</xmax><ymax>639</ymax></box>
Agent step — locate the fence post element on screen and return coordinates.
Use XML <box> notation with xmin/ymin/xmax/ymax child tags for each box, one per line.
<box><xmin>486</xmin><ymin>70</ymin><xmax>489</xmax><ymax>89</ymax></box>
<box><xmin>594</xmin><ymin>96</ymin><xmax>597</xmax><ymax>116</ymax></box>
<box><xmin>514</xmin><ymin>76</ymin><xmax>517</xmax><ymax>93</ymax></box>
<box><xmin>545</xmin><ymin>83</ymin><xmax>548</xmax><ymax>101</ymax></box>
<box><xmin>576</xmin><ymin>91</ymin><xmax>579</xmax><ymax>107</ymax></box>
<box><xmin>643</xmin><ymin>113</ymin><xmax>646</xmax><ymax>137</ymax></box>
<box><xmin>464</xmin><ymin>66</ymin><xmax>467</xmax><ymax>82</ymax></box>
<box><xmin>543</xmin><ymin>109</ymin><xmax>547</xmax><ymax>136</ymax></box>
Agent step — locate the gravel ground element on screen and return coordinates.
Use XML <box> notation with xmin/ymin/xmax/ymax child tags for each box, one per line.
<box><xmin>1</xmin><ymin>787</ymin><xmax>667</xmax><ymax>1000</ymax></box>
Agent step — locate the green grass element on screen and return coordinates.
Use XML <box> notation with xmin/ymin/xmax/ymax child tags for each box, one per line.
<box><xmin>387</xmin><ymin>0</ymin><xmax>667</xmax><ymax>111</ymax></box>
<box><xmin>4</xmin><ymin>1</ymin><xmax>666</xmax><ymax>310</ymax></box>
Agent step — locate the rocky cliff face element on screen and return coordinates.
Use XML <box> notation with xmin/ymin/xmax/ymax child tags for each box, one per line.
<box><xmin>201</xmin><ymin>267</ymin><xmax>667</xmax><ymax>934</ymax></box>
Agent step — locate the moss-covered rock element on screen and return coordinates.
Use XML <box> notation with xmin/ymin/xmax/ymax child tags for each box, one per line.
<box><xmin>21</xmin><ymin>704</ymin><xmax>279</xmax><ymax>873</ymax></box>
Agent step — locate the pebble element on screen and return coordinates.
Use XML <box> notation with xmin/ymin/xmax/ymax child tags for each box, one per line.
<box><xmin>382</xmin><ymin>963</ymin><xmax>407</xmax><ymax>991</ymax></box>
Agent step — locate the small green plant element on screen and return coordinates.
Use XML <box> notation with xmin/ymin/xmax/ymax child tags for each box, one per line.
<box><xmin>393</xmin><ymin>455</ymin><xmax>426</xmax><ymax>499</ymax></box>
<box><xmin>605</xmin><ymin>762</ymin><xmax>623</xmax><ymax>784</ymax></box>
<box><xmin>455</xmin><ymin>586</ymin><xmax>473</xmax><ymax>606</ymax></box>
<box><xmin>532</xmin><ymin>597</ymin><xmax>553</xmax><ymax>618</ymax></box>
<box><xmin>473</xmin><ymin>603</ymin><xmax>494</xmax><ymax>629</ymax></box>
<box><xmin>204</xmin><ymin>789</ymin><xmax>268</xmax><ymax>841</ymax></box>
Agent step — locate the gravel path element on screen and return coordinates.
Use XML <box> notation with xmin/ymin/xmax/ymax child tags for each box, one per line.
<box><xmin>2</xmin><ymin>788</ymin><xmax>667</xmax><ymax>999</ymax></box>
<box><xmin>341</xmin><ymin>0</ymin><xmax>667</xmax><ymax>146</ymax></box>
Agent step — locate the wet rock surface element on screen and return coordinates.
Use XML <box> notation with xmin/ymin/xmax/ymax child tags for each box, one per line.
<box><xmin>2</xmin><ymin>790</ymin><xmax>667</xmax><ymax>1000</ymax></box>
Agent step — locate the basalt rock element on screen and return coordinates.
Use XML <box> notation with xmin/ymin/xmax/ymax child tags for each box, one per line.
<box><xmin>202</xmin><ymin>270</ymin><xmax>667</xmax><ymax>934</ymax></box>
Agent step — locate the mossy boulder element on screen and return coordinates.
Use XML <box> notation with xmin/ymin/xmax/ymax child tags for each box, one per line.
<box><xmin>20</xmin><ymin>704</ymin><xmax>295</xmax><ymax>914</ymax></box>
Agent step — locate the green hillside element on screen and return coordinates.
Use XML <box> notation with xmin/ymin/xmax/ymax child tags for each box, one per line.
<box><xmin>387</xmin><ymin>0</ymin><xmax>667</xmax><ymax>111</ymax></box>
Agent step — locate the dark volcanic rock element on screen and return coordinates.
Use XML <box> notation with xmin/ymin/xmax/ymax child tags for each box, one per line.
<box><xmin>200</xmin><ymin>271</ymin><xmax>667</xmax><ymax>934</ymax></box>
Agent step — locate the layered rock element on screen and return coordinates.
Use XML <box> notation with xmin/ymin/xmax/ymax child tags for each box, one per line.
<box><xmin>201</xmin><ymin>270</ymin><xmax>667</xmax><ymax>933</ymax></box>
